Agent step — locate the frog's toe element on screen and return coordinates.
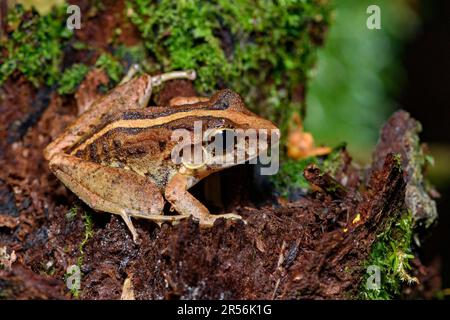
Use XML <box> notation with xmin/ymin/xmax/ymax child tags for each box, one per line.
<box><xmin>200</xmin><ymin>213</ymin><xmax>245</xmax><ymax>227</ymax></box>
<box><xmin>119</xmin><ymin>211</ymin><xmax>140</xmax><ymax>243</ymax></box>
<box><xmin>220</xmin><ymin>213</ymin><xmax>245</xmax><ymax>222</ymax></box>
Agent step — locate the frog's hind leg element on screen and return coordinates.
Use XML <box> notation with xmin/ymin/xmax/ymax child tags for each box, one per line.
<box><xmin>44</xmin><ymin>70</ymin><xmax>196</xmax><ymax>161</ymax></box>
<box><xmin>49</xmin><ymin>154</ymin><xmax>187</xmax><ymax>242</ymax></box>
<box><xmin>44</xmin><ymin>74</ymin><xmax>154</xmax><ymax>160</ymax></box>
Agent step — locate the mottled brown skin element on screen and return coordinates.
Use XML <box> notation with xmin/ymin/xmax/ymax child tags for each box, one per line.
<box><xmin>44</xmin><ymin>71</ymin><xmax>278</xmax><ymax>242</ymax></box>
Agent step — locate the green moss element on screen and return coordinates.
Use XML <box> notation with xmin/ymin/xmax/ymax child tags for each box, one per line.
<box><xmin>114</xmin><ymin>44</ymin><xmax>147</xmax><ymax>62</ymax></box>
<box><xmin>65</xmin><ymin>205</ymin><xmax>78</xmax><ymax>221</ymax></box>
<box><xmin>0</xmin><ymin>4</ymin><xmax>72</xmax><ymax>87</ymax></box>
<box><xmin>113</xmin><ymin>44</ymin><xmax>152</xmax><ymax>72</ymax></box>
<box><xmin>321</xmin><ymin>143</ymin><xmax>346</xmax><ymax>175</ymax></box>
<box><xmin>41</xmin><ymin>50</ymin><xmax>127</xmax><ymax>96</ymax></box>
<box><xmin>270</xmin><ymin>156</ymin><xmax>319</xmax><ymax>198</ymax></box>
<box><xmin>58</xmin><ymin>64</ymin><xmax>90</xmax><ymax>95</ymax></box>
<box><xmin>78</xmin><ymin>211</ymin><xmax>94</xmax><ymax>259</ymax></box>
<box><xmin>271</xmin><ymin>144</ymin><xmax>345</xmax><ymax>198</ymax></box>
<box><xmin>62</xmin><ymin>210</ymin><xmax>94</xmax><ymax>298</ymax></box>
<box><xmin>64</xmin><ymin>207</ymin><xmax>94</xmax><ymax>279</ymax></box>
<box><xmin>360</xmin><ymin>212</ymin><xmax>417</xmax><ymax>300</ymax></box>
<box><xmin>95</xmin><ymin>53</ymin><xmax>124</xmax><ymax>85</ymax></box>
<box><xmin>393</xmin><ymin>153</ymin><xmax>402</xmax><ymax>169</ymax></box>
<box><xmin>127</xmin><ymin>0</ymin><xmax>332</xmax><ymax>134</ymax></box>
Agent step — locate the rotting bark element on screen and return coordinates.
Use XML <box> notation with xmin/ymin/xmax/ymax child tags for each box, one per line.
<box><xmin>303</xmin><ymin>165</ymin><xmax>348</xmax><ymax>199</ymax></box>
<box><xmin>0</xmin><ymin>263</ymin><xmax>66</xmax><ymax>300</ymax></box>
<box><xmin>372</xmin><ymin>111</ymin><xmax>438</xmax><ymax>229</ymax></box>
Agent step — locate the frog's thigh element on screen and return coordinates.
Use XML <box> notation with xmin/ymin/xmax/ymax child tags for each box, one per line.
<box><xmin>44</xmin><ymin>75</ymin><xmax>154</xmax><ymax>161</ymax></box>
<box><xmin>50</xmin><ymin>154</ymin><xmax>163</xmax><ymax>215</ymax></box>
<box><xmin>49</xmin><ymin>154</ymin><xmax>186</xmax><ymax>241</ymax></box>
<box><xmin>164</xmin><ymin>173</ymin><xmax>242</xmax><ymax>227</ymax></box>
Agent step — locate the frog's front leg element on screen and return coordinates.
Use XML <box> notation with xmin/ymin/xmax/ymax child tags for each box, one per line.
<box><xmin>49</xmin><ymin>154</ymin><xmax>187</xmax><ymax>242</ymax></box>
<box><xmin>164</xmin><ymin>173</ymin><xmax>243</xmax><ymax>227</ymax></box>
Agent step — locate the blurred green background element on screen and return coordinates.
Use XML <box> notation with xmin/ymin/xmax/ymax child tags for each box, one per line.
<box><xmin>305</xmin><ymin>0</ymin><xmax>419</xmax><ymax>162</ymax></box>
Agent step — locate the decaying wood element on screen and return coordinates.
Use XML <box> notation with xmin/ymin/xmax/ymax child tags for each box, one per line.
<box><xmin>372</xmin><ymin>111</ymin><xmax>437</xmax><ymax>228</ymax></box>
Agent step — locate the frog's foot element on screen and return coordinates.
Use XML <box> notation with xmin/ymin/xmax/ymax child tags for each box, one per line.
<box><xmin>198</xmin><ymin>213</ymin><xmax>245</xmax><ymax>228</ymax></box>
<box><xmin>151</xmin><ymin>70</ymin><xmax>196</xmax><ymax>86</ymax></box>
<box><xmin>119</xmin><ymin>211</ymin><xmax>140</xmax><ymax>243</ymax></box>
<box><xmin>119</xmin><ymin>66</ymin><xmax>196</xmax><ymax>86</ymax></box>
<box><xmin>165</xmin><ymin>173</ymin><xmax>247</xmax><ymax>229</ymax></box>
<box><xmin>121</xmin><ymin>211</ymin><xmax>191</xmax><ymax>243</ymax></box>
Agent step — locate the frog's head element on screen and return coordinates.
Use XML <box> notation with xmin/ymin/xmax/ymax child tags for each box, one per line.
<box><xmin>176</xmin><ymin>90</ymin><xmax>280</xmax><ymax>175</ymax></box>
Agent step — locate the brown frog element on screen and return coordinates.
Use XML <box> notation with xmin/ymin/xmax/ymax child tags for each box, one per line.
<box><xmin>44</xmin><ymin>70</ymin><xmax>278</xmax><ymax>242</ymax></box>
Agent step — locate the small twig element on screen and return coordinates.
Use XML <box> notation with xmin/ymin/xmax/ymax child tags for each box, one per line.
<box><xmin>271</xmin><ymin>278</ymin><xmax>280</xmax><ymax>300</ymax></box>
<box><xmin>276</xmin><ymin>241</ymin><xmax>286</xmax><ymax>269</ymax></box>
<box><xmin>272</xmin><ymin>241</ymin><xmax>287</xmax><ymax>300</ymax></box>
<box><xmin>120</xmin><ymin>275</ymin><xmax>135</xmax><ymax>300</ymax></box>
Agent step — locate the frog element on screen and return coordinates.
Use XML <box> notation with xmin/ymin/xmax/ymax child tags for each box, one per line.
<box><xmin>44</xmin><ymin>70</ymin><xmax>279</xmax><ymax>242</ymax></box>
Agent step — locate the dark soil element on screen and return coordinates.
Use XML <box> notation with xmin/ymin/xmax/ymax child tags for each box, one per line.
<box><xmin>0</xmin><ymin>0</ymin><xmax>439</xmax><ymax>300</ymax></box>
